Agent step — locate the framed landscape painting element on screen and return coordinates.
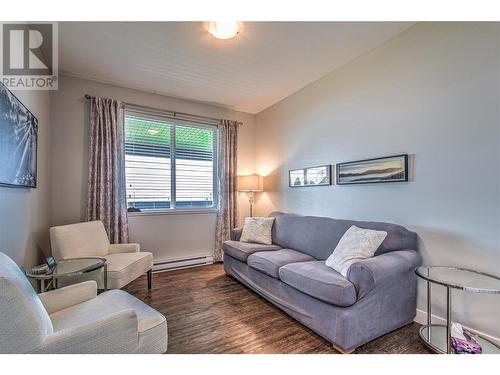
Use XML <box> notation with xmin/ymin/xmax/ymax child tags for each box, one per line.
<box><xmin>0</xmin><ymin>83</ymin><xmax>38</xmax><ymax>188</ymax></box>
<box><xmin>336</xmin><ymin>154</ymin><xmax>408</xmax><ymax>185</ymax></box>
<box><xmin>289</xmin><ymin>165</ymin><xmax>332</xmax><ymax>187</ymax></box>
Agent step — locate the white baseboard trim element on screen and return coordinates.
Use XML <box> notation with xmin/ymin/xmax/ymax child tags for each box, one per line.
<box><xmin>414</xmin><ymin>309</ymin><xmax>500</xmax><ymax>346</ymax></box>
<box><xmin>153</xmin><ymin>255</ymin><xmax>214</xmax><ymax>273</ymax></box>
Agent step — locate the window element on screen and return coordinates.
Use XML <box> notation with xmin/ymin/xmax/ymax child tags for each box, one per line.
<box><xmin>124</xmin><ymin>110</ymin><xmax>217</xmax><ymax>212</ymax></box>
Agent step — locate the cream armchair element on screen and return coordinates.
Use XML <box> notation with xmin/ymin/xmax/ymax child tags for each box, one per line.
<box><xmin>50</xmin><ymin>221</ymin><xmax>153</xmax><ymax>289</ymax></box>
<box><xmin>0</xmin><ymin>252</ymin><xmax>167</xmax><ymax>353</ymax></box>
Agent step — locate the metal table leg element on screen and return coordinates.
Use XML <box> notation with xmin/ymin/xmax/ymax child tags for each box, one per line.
<box><xmin>103</xmin><ymin>264</ymin><xmax>108</xmax><ymax>291</ymax></box>
<box><xmin>446</xmin><ymin>286</ymin><xmax>452</xmax><ymax>354</ymax></box>
<box><xmin>427</xmin><ymin>280</ymin><xmax>432</xmax><ymax>325</ymax></box>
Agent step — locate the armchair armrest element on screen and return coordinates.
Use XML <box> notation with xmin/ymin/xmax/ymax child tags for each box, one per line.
<box><xmin>347</xmin><ymin>250</ymin><xmax>421</xmax><ymax>299</ymax></box>
<box><xmin>33</xmin><ymin>309</ymin><xmax>139</xmax><ymax>354</ymax></box>
<box><xmin>109</xmin><ymin>243</ymin><xmax>140</xmax><ymax>254</ymax></box>
<box><xmin>231</xmin><ymin>228</ymin><xmax>243</xmax><ymax>241</ymax></box>
<box><xmin>38</xmin><ymin>281</ymin><xmax>97</xmax><ymax>314</ymax></box>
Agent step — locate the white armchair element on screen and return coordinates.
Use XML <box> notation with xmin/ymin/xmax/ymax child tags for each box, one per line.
<box><xmin>0</xmin><ymin>252</ymin><xmax>167</xmax><ymax>353</ymax></box>
<box><xmin>50</xmin><ymin>221</ymin><xmax>153</xmax><ymax>289</ymax></box>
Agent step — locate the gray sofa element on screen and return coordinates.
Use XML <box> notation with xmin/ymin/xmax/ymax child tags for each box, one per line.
<box><xmin>223</xmin><ymin>212</ymin><xmax>420</xmax><ymax>353</ymax></box>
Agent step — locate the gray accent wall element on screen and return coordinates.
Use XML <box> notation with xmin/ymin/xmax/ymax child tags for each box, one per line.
<box><xmin>254</xmin><ymin>23</ymin><xmax>500</xmax><ymax>340</ymax></box>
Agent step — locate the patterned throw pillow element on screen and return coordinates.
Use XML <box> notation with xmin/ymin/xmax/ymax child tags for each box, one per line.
<box><xmin>239</xmin><ymin>217</ymin><xmax>275</xmax><ymax>245</ymax></box>
<box><xmin>325</xmin><ymin>225</ymin><xmax>387</xmax><ymax>277</ymax></box>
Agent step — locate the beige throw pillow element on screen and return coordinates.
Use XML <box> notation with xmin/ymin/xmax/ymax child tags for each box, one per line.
<box><xmin>325</xmin><ymin>225</ymin><xmax>387</xmax><ymax>277</ymax></box>
<box><xmin>239</xmin><ymin>217</ymin><xmax>275</xmax><ymax>245</ymax></box>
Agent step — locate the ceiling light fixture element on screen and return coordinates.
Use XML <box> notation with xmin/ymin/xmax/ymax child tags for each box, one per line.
<box><xmin>207</xmin><ymin>21</ymin><xmax>240</xmax><ymax>40</ymax></box>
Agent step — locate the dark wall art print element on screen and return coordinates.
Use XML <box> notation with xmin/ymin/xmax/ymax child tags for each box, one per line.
<box><xmin>0</xmin><ymin>83</ymin><xmax>38</xmax><ymax>188</ymax></box>
<box><xmin>289</xmin><ymin>165</ymin><xmax>332</xmax><ymax>187</ymax></box>
<box><xmin>336</xmin><ymin>154</ymin><xmax>408</xmax><ymax>185</ymax></box>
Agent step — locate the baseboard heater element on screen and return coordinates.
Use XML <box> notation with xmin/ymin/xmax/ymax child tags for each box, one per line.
<box><xmin>152</xmin><ymin>255</ymin><xmax>214</xmax><ymax>272</ymax></box>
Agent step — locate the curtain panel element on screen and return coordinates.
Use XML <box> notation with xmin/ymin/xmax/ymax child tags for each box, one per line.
<box><xmin>214</xmin><ymin>119</ymin><xmax>240</xmax><ymax>262</ymax></box>
<box><xmin>87</xmin><ymin>97</ymin><xmax>129</xmax><ymax>244</ymax></box>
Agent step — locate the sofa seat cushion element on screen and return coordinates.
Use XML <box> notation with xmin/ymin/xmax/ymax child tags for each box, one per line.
<box><xmin>247</xmin><ymin>249</ymin><xmax>314</xmax><ymax>278</ymax></box>
<box><xmin>279</xmin><ymin>261</ymin><xmax>357</xmax><ymax>307</ymax></box>
<box><xmin>104</xmin><ymin>252</ymin><xmax>153</xmax><ymax>289</ymax></box>
<box><xmin>50</xmin><ymin>289</ymin><xmax>167</xmax><ymax>353</ymax></box>
<box><xmin>223</xmin><ymin>240</ymin><xmax>281</xmax><ymax>262</ymax></box>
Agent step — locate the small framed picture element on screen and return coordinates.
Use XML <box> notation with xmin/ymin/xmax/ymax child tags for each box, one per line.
<box><xmin>289</xmin><ymin>165</ymin><xmax>332</xmax><ymax>187</ymax></box>
<box><xmin>336</xmin><ymin>154</ymin><xmax>408</xmax><ymax>185</ymax></box>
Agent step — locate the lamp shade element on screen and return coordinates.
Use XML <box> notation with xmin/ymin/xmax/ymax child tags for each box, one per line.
<box><xmin>238</xmin><ymin>174</ymin><xmax>263</xmax><ymax>192</ymax></box>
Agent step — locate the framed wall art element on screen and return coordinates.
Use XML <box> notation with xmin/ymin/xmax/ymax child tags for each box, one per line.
<box><xmin>336</xmin><ymin>154</ymin><xmax>408</xmax><ymax>185</ymax></box>
<box><xmin>0</xmin><ymin>83</ymin><xmax>38</xmax><ymax>188</ymax></box>
<box><xmin>289</xmin><ymin>165</ymin><xmax>332</xmax><ymax>187</ymax></box>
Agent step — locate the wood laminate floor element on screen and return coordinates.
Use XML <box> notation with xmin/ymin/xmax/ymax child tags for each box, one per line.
<box><xmin>124</xmin><ymin>263</ymin><xmax>431</xmax><ymax>354</ymax></box>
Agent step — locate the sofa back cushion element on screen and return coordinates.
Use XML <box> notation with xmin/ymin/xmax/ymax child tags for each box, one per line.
<box><xmin>0</xmin><ymin>252</ymin><xmax>54</xmax><ymax>353</ymax></box>
<box><xmin>269</xmin><ymin>212</ymin><xmax>418</xmax><ymax>260</ymax></box>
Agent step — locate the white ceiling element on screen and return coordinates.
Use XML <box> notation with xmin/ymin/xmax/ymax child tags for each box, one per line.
<box><xmin>59</xmin><ymin>22</ymin><xmax>414</xmax><ymax>114</ymax></box>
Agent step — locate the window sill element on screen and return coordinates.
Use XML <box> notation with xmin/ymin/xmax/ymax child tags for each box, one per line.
<box><xmin>128</xmin><ymin>208</ymin><xmax>218</xmax><ymax>217</ymax></box>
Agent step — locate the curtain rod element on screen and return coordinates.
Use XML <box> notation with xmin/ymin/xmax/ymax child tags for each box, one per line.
<box><xmin>84</xmin><ymin>94</ymin><xmax>242</xmax><ymax>125</ymax></box>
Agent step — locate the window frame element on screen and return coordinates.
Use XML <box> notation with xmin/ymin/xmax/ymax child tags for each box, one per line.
<box><xmin>124</xmin><ymin>108</ymin><xmax>219</xmax><ymax>216</ymax></box>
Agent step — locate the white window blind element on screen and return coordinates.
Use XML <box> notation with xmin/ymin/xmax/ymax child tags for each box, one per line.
<box><xmin>124</xmin><ymin>111</ymin><xmax>217</xmax><ymax>212</ymax></box>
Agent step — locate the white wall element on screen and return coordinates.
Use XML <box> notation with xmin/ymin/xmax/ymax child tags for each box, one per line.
<box><xmin>254</xmin><ymin>23</ymin><xmax>500</xmax><ymax>339</ymax></box>
<box><xmin>0</xmin><ymin>90</ymin><xmax>51</xmax><ymax>268</ymax></box>
<box><xmin>49</xmin><ymin>74</ymin><xmax>256</xmax><ymax>264</ymax></box>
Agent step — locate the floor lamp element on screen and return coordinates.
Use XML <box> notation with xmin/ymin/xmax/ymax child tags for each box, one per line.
<box><xmin>238</xmin><ymin>174</ymin><xmax>263</xmax><ymax>217</ymax></box>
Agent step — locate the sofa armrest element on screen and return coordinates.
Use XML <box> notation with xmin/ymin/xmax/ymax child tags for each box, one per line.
<box><xmin>230</xmin><ymin>228</ymin><xmax>243</xmax><ymax>241</ymax></box>
<box><xmin>38</xmin><ymin>281</ymin><xmax>97</xmax><ymax>314</ymax></box>
<box><xmin>34</xmin><ymin>309</ymin><xmax>139</xmax><ymax>354</ymax></box>
<box><xmin>347</xmin><ymin>250</ymin><xmax>421</xmax><ymax>300</ymax></box>
<box><xmin>109</xmin><ymin>243</ymin><xmax>140</xmax><ymax>254</ymax></box>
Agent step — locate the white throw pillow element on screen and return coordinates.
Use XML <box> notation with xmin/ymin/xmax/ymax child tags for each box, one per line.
<box><xmin>325</xmin><ymin>225</ymin><xmax>387</xmax><ymax>277</ymax></box>
<box><xmin>239</xmin><ymin>217</ymin><xmax>275</xmax><ymax>245</ymax></box>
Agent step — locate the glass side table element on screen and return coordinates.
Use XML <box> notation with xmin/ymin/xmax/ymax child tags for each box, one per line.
<box><xmin>26</xmin><ymin>257</ymin><xmax>107</xmax><ymax>292</ymax></box>
<box><xmin>416</xmin><ymin>266</ymin><xmax>500</xmax><ymax>354</ymax></box>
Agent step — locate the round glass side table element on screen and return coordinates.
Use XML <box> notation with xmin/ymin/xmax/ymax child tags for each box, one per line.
<box><xmin>415</xmin><ymin>266</ymin><xmax>500</xmax><ymax>354</ymax></box>
<box><xmin>26</xmin><ymin>257</ymin><xmax>107</xmax><ymax>292</ymax></box>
